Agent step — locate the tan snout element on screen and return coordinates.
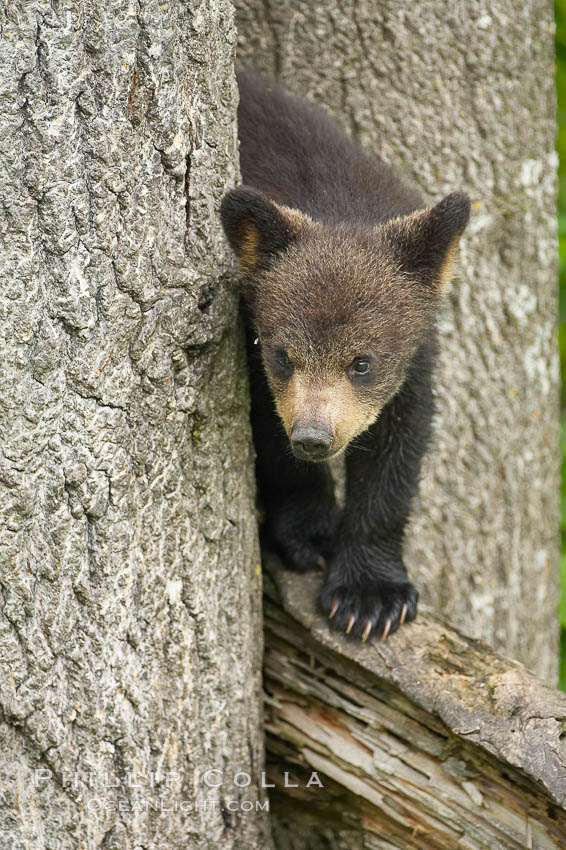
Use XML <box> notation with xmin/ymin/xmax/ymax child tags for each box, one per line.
<box><xmin>274</xmin><ymin>373</ymin><xmax>375</xmax><ymax>461</ymax></box>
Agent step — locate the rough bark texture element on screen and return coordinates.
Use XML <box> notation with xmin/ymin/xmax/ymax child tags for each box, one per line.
<box><xmin>264</xmin><ymin>563</ymin><xmax>566</xmax><ymax>850</ymax></box>
<box><xmin>234</xmin><ymin>0</ymin><xmax>560</xmax><ymax>683</ymax></box>
<box><xmin>0</xmin><ymin>2</ymin><xmax>271</xmax><ymax>848</ymax></box>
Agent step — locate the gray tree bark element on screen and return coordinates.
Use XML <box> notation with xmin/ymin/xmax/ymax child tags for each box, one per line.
<box><xmin>234</xmin><ymin>0</ymin><xmax>560</xmax><ymax>683</ymax></box>
<box><xmin>0</xmin><ymin>2</ymin><xmax>271</xmax><ymax>848</ymax></box>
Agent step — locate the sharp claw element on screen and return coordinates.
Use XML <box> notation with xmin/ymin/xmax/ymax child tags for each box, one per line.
<box><xmin>381</xmin><ymin>618</ymin><xmax>392</xmax><ymax>642</ymax></box>
<box><xmin>316</xmin><ymin>555</ymin><xmax>326</xmax><ymax>570</ymax></box>
<box><xmin>400</xmin><ymin>603</ymin><xmax>408</xmax><ymax>625</ymax></box>
<box><xmin>362</xmin><ymin>620</ymin><xmax>372</xmax><ymax>642</ymax></box>
<box><xmin>346</xmin><ymin>614</ymin><xmax>356</xmax><ymax>634</ymax></box>
<box><xmin>329</xmin><ymin>600</ymin><xmax>339</xmax><ymax>619</ymax></box>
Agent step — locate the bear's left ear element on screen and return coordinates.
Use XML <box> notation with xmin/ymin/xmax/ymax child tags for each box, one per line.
<box><xmin>380</xmin><ymin>192</ymin><xmax>471</xmax><ymax>290</ymax></box>
<box><xmin>220</xmin><ymin>186</ymin><xmax>308</xmax><ymax>271</ymax></box>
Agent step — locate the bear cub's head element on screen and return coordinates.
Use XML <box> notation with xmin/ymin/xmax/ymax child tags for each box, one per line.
<box><xmin>221</xmin><ymin>187</ymin><xmax>470</xmax><ymax>462</ymax></box>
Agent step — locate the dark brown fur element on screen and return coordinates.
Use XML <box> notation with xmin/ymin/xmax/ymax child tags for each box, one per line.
<box><xmin>220</xmin><ymin>72</ymin><xmax>470</xmax><ymax>641</ymax></box>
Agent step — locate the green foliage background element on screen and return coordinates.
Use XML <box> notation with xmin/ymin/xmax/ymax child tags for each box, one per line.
<box><xmin>556</xmin><ymin>1</ymin><xmax>566</xmax><ymax>687</ymax></box>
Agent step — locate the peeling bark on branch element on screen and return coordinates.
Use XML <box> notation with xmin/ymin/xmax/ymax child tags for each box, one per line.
<box><xmin>264</xmin><ymin>563</ymin><xmax>566</xmax><ymax>850</ymax></box>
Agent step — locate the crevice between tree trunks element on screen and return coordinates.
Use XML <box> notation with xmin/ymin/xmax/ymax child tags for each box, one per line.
<box><xmin>262</xmin><ymin>557</ymin><xmax>566</xmax><ymax>850</ymax></box>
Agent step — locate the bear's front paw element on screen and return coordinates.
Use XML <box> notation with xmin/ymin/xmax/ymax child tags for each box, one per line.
<box><xmin>263</xmin><ymin>502</ymin><xmax>341</xmax><ymax>573</ymax></box>
<box><xmin>318</xmin><ymin>569</ymin><xmax>418</xmax><ymax>642</ymax></box>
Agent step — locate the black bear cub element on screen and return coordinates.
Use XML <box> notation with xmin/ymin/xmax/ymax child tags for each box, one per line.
<box><xmin>221</xmin><ymin>71</ymin><xmax>470</xmax><ymax>642</ymax></box>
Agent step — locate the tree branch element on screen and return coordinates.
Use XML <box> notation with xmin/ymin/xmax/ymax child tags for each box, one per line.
<box><xmin>264</xmin><ymin>560</ymin><xmax>566</xmax><ymax>849</ymax></box>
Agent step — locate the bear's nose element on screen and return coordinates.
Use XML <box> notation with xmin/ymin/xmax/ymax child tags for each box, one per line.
<box><xmin>290</xmin><ymin>425</ymin><xmax>333</xmax><ymax>460</ymax></box>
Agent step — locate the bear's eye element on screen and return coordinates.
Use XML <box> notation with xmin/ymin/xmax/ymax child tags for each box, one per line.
<box><xmin>350</xmin><ymin>357</ymin><xmax>371</xmax><ymax>376</ymax></box>
<box><xmin>273</xmin><ymin>348</ymin><xmax>294</xmax><ymax>375</ymax></box>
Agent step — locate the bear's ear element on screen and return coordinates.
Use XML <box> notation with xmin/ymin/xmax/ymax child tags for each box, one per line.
<box><xmin>380</xmin><ymin>192</ymin><xmax>471</xmax><ymax>290</ymax></box>
<box><xmin>220</xmin><ymin>187</ymin><xmax>308</xmax><ymax>271</ymax></box>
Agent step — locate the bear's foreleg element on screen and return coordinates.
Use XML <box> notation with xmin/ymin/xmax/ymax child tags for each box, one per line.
<box><xmin>318</xmin><ymin>354</ymin><xmax>434</xmax><ymax>641</ymax></box>
<box><xmin>249</xmin><ymin>339</ymin><xmax>341</xmax><ymax>572</ymax></box>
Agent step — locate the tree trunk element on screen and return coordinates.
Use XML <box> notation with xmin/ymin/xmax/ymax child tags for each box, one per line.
<box><xmin>234</xmin><ymin>0</ymin><xmax>561</xmax><ymax>683</ymax></box>
<box><xmin>264</xmin><ymin>563</ymin><xmax>566</xmax><ymax>850</ymax></box>
<box><xmin>0</xmin><ymin>2</ymin><xmax>271</xmax><ymax>848</ymax></box>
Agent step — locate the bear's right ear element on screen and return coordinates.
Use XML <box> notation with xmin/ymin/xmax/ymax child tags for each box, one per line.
<box><xmin>220</xmin><ymin>187</ymin><xmax>306</xmax><ymax>271</ymax></box>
